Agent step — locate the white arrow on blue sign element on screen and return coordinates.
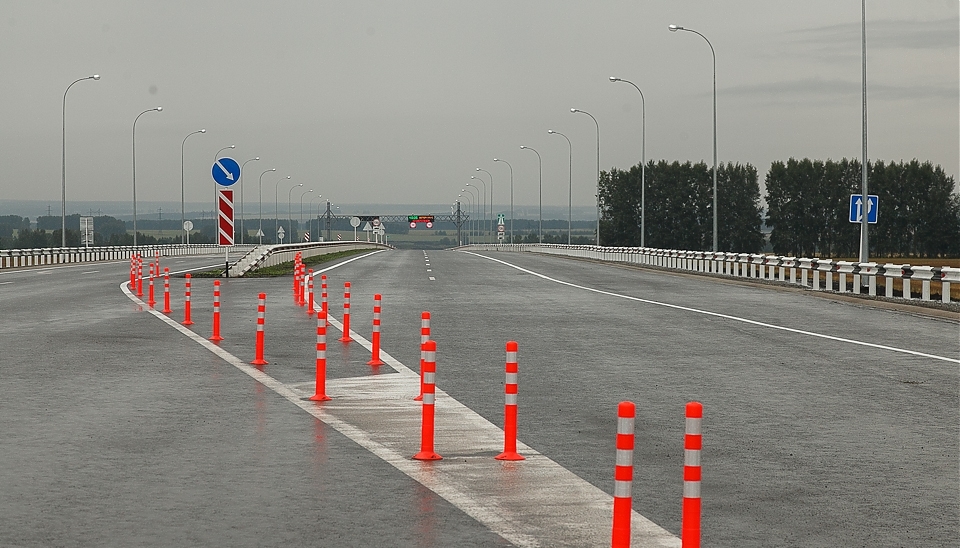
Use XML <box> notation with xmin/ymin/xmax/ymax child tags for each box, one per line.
<box><xmin>849</xmin><ymin>194</ymin><xmax>878</xmax><ymax>224</ymax></box>
<box><xmin>212</xmin><ymin>157</ymin><xmax>241</xmax><ymax>186</ymax></box>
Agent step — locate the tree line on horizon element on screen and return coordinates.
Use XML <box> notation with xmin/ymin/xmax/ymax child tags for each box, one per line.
<box><xmin>599</xmin><ymin>158</ymin><xmax>960</xmax><ymax>258</ymax></box>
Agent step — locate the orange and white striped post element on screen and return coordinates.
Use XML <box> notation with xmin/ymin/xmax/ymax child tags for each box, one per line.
<box><xmin>414</xmin><ymin>311</ymin><xmax>430</xmax><ymax>401</ymax></box>
<box><xmin>320</xmin><ymin>274</ymin><xmax>328</xmax><ymax>325</ymax></box>
<box><xmin>155</xmin><ymin>251</ymin><xmax>160</xmax><ymax>273</ymax></box>
<box><xmin>162</xmin><ymin>268</ymin><xmax>171</xmax><ymax>313</ymax></box>
<box><xmin>309</xmin><ymin>309</ymin><xmax>332</xmax><ymax>401</ymax></box>
<box><xmin>495</xmin><ymin>341</ymin><xmax>524</xmax><ymax>461</ymax></box>
<box><xmin>367</xmin><ymin>294</ymin><xmax>385</xmax><ymax>366</ymax></box>
<box><xmin>307</xmin><ymin>269</ymin><xmax>315</xmax><ymax>315</ymax></box>
<box><xmin>129</xmin><ymin>256</ymin><xmax>136</xmax><ymax>289</ymax></box>
<box><xmin>136</xmin><ymin>259</ymin><xmax>143</xmax><ymax>297</ymax></box>
<box><xmin>611</xmin><ymin>401</ymin><xmax>636</xmax><ymax>547</ymax></box>
<box><xmin>210</xmin><ymin>280</ymin><xmax>223</xmax><ymax>342</ymax></box>
<box><xmin>682</xmin><ymin>401</ymin><xmax>703</xmax><ymax>548</ymax></box>
<box><xmin>251</xmin><ymin>293</ymin><xmax>268</xmax><ymax>365</ymax></box>
<box><xmin>183</xmin><ymin>273</ymin><xmax>194</xmax><ymax>325</ymax></box>
<box><xmin>148</xmin><ymin>272</ymin><xmax>156</xmax><ymax>308</ymax></box>
<box><xmin>299</xmin><ymin>263</ymin><xmax>308</xmax><ymax>306</ymax></box>
<box><xmin>412</xmin><ymin>340</ymin><xmax>441</xmax><ymax>461</ymax></box>
<box><xmin>338</xmin><ymin>282</ymin><xmax>352</xmax><ymax>342</ymax></box>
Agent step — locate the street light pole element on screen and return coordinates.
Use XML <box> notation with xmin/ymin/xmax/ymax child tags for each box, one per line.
<box><xmin>180</xmin><ymin>129</ymin><xmax>206</xmax><ymax>244</ymax></box>
<box><xmin>610</xmin><ymin>77</ymin><xmax>647</xmax><ymax>247</ymax></box>
<box><xmin>286</xmin><ymin>181</ymin><xmax>302</xmax><ymax>241</ymax></box>
<box><xmin>459</xmin><ymin>192</ymin><xmax>473</xmax><ymax>243</ymax></box>
<box><xmin>132</xmin><ymin>106</ymin><xmax>162</xmax><ymax>247</ymax></box>
<box><xmin>239</xmin><ymin>157</ymin><xmax>260</xmax><ymax>244</ymax></box>
<box><xmin>548</xmin><ymin>129</ymin><xmax>573</xmax><ymax>245</ymax></box>
<box><xmin>493</xmin><ymin>158</ymin><xmax>514</xmax><ymax>243</ymax></box>
<box><xmin>670</xmin><ymin>24</ymin><xmax>717</xmax><ymax>252</ymax></box>
<box><xmin>468</xmin><ymin>177</ymin><xmax>486</xmax><ymax>243</ymax></box>
<box><xmin>62</xmin><ymin>74</ymin><xmax>99</xmax><ymax>248</ymax></box>
<box><xmin>859</xmin><ymin>0</ymin><xmax>870</xmax><ymax>264</ymax></box>
<box><xmin>300</xmin><ymin>189</ymin><xmax>314</xmax><ymax>241</ymax></box>
<box><xmin>266</xmin><ymin>174</ymin><xmax>288</xmax><ymax>245</ymax></box>
<box><xmin>476</xmin><ymin>168</ymin><xmax>493</xmax><ymax>243</ymax></box>
<box><xmin>520</xmin><ymin>145</ymin><xmax>543</xmax><ymax>243</ymax></box>
<box><xmin>571</xmin><ymin>109</ymin><xmax>600</xmax><ymax>246</ymax></box>
<box><xmin>461</xmin><ymin>187</ymin><xmax>476</xmax><ymax>242</ymax></box>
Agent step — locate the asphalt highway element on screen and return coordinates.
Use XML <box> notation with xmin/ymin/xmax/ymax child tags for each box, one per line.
<box><xmin>0</xmin><ymin>249</ymin><xmax>956</xmax><ymax>547</ymax></box>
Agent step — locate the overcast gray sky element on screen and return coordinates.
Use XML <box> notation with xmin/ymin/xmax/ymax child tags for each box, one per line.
<box><xmin>1</xmin><ymin>0</ymin><xmax>957</xmax><ymax>217</ymax></box>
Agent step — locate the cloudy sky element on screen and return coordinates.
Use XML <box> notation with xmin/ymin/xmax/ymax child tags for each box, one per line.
<box><xmin>0</xmin><ymin>0</ymin><xmax>956</xmax><ymax>218</ymax></box>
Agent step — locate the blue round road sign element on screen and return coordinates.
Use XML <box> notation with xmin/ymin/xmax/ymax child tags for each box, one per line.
<box><xmin>212</xmin><ymin>157</ymin><xmax>241</xmax><ymax>186</ymax></box>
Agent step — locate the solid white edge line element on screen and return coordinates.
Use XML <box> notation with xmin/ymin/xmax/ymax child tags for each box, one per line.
<box><xmin>462</xmin><ymin>251</ymin><xmax>960</xmax><ymax>365</ymax></box>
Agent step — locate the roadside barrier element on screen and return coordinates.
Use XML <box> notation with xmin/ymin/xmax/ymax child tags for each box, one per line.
<box><xmin>414</xmin><ymin>311</ymin><xmax>430</xmax><ymax>401</ymax></box>
<box><xmin>148</xmin><ymin>273</ymin><xmax>156</xmax><ymax>308</ymax></box>
<box><xmin>339</xmin><ymin>282</ymin><xmax>352</xmax><ymax>342</ymax></box>
<box><xmin>251</xmin><ymin>293</ymin><xmax>268</xmax><ymax>365</ymax></box>
<box><xmin>495</xmin><ymin>341</ymin><xmax>524</xmax><ymax>461</ymax></box>
<box><xmin>210</xmin><ymin>280</ymin><xmax>223</xmax><ymax>342</ymax></box>
<box><xmin>307</xmin><ymin>269</ymin><xmax>315</xmax><ymax>315</ymax></box>
<box><xmin>309</xmin><ymin>309</ymin><xmax>332</xmax><ymax>401</ymax></box>
<box><xmin>367</xmin><ymin>294</ymin><xmax>385</xmax><ymax>366</ymax></box>
<box><xmin>412</xmin><ymin>340</ymin><xmax>441</xmax><ymax>461</ymax></box>
<box><xmin>611</xmin><ymin>401</ymin><xmax>635</xmax><ymax>548</ymax></box>
<box><xmin>183</xmin><ymin>274</ymin><xmax>194</xmax><ymax>325</ymax></box>
<box><xmin>683</xmin><ymin>401</ymin><xmax>703</xmax><ymax>548</ymax></box>
<box><xmin>162</xmin><ymin>267</ymin><xmax>171</xmax><ymax>314</ymax></box>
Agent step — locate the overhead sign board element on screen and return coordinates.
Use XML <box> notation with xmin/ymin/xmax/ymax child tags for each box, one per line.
<box><xmin>407</xmin><ymin>215</ymin><xmax>435</xmax><ymax>223</ymax></box>
<box><xmin>212</xmin><ymin>157</ymin><xmax>241</xmax><ymax>187</ymax></box>
<box><xmin>217</xmin><ymin>189</ymin><xmax>235</xmax><ymax>246</ymax></box>
<box><xmin>849</xmin><ymin>194</ymin><xmax>878</xmax><ymax>224</ymax></box>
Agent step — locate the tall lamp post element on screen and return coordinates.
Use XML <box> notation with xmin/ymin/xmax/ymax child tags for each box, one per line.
<box><xmin>266</xmin><ymin>173</ymin><xmax>288</xmax><ymax>245</ymax></box>
<box><xmin>468</xmin><ymin>178</ymin><xmax>485</xmax><ymax>243</ymax></box>
<box><xmin>571</xmin><ymin>109</ymin><xmax>600</xmax><ymax>246</ymax></box>
<box><xmin>548</xmin><ymin>129</ymin><xmax>573</xmax><ymax>245</ymax></box>
<box><xmin>238</xmin><ymin>157</ymin><xmax>260</xmax><ymax>244</ymax></box>
<box><xmin>493</xmin><ymin>158</ymin><xmax>514</xmax><ymax>243</ymax></box>
<box><xmin>459</xmin><ymin>192</ymin><xmax>474</xmax><ymax>243</ymax></box>
<box><xmin>669</xmin><ymin>24</ymin><xmax>718</xmax><ymax>252</ymax></box>
<box><xmin>520</xmin><ymin>145</ymin><xmax>543</xmax><ymax>243</ymax></box>
<box><xmin>310</xmin><ymin>195</ymin><xmax>323</xmax><ymax>241</ymax></box>
<box><xmin>180</xmin><ymin>129</ymin><xmax>206</xmax><ymax>244</ymax></box>
<box><xmin>475</xmin><ymin>168</ymin><xmax>493</xmax><ymax>243</ymax></box>
<box><xmin>299</xmin><ymin>189</ymin><xmax>314</xmax><ymax>241</ymax></box>
<box><xmin>62</xmin><ymin>74</ymin><xmax>100</xmax><ymax>248</ymax></box>
<box><xmin>132</xmin><ymin>106</ymin><xmax>162</xmax><ymax>247</ymax></box>
<box><xmin>460</xmin><ymin>188</ymin><xmax>476</xmax><ymax>241</ymax></box>
<box><xmin>609</xmin><ymin>77</ymin><xmax>647</xmax><ymax>247</ymax></box>
<box><xmin>859</xmin><ymin>0</ymin><xmax>870</xmax><ymax>264</ymax></box>
<box><xmin>284</xmin><ymin>180</ymin><xmax>301</xmax><ymax>240</ymax></box>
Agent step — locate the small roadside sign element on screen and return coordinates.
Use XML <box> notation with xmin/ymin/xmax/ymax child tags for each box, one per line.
<box><xmin>363</xmin><ymin>222</ymin><xmax>373</xmax><ymax>231</ymax></box>
<box><xmin>849</xmin><ymin>194</ymin><xmax>878</xmax><ymax>223</ymax></box>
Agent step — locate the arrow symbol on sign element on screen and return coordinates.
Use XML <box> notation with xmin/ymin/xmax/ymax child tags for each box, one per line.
<box><xmin>215</xmin><ymin>160</ymin><xmax>234</xmax><ymax>181</ymax></box>
<box><xmin>855</xmin><ymin>197</ymin><xmax>863</xmax><ymax>221</ymax></box>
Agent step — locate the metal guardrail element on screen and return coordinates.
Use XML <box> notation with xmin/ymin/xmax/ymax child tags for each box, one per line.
<box><xmin>465</xmin><ymin>244</ymin><xmax>959</xmax><ymax>305</ymax></box>
<box><xmin>0</xmin><ymin>244</ymin><xmax>255</xmax><ymax>270</ymax></box>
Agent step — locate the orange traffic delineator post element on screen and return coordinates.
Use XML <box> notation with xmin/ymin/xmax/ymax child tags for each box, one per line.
<box><xmin>148</xmin><ymin>274</ymin><xmax>156</xmax><ymax>308</ymax></box>
<box><xmin>183</xmin><ymin>273</ymin><xmax>194</xmax><ymax>325</ymax></box>
<box><xmin>136</xmin><ymin>260</ymin><xmax>144</xmax><ymax>297</ymax></box>
<box><xmin>251</xmin><ymin>293</ymin><xmax>268</xmax><ymax>365</ymax></box>
<box><xmin>611</xmin><ymin>401</ymin><xmax>636</xmax><ymax>548</ymax></box>
<box><xmin>682</xmin><ymin>401</ymin><xmax>703</xmax><ymax>548</ymax></box>
<box><xmin>320</xmin><ymin>274</ymin><xmax>328</xmax><ymax>325</ymax></box>
<box><xmin>309</xmin><ymin>309</ymin><xmax>332</xmax><ymax>401</ymax></box>
<box><xmin>412</xmin><ymin>339</ymin><xmax>441</xmax><ymax>461</ymax></box>
<box><xmin>210</xmin><ymin>280</ymin><xmax>223</xmax><ymax>342</ymax></box>
<box><xmin>155</xmin><ymin>251</ymin><xmax>160</xmax><ymax>274</ymax></box>
<box><xmin>299</xmin><ymin>264</ymin><xmax>308</xmax><ymax>306</ymax></box>
<box><xmin>367</xmin><ymin>294</ymin><xmax>385</xmax><ymax>366</ymax></box>
<box><xmin>414</xmin><ymin>311</ymin><xmax>430</xmax><ymax>401</ymax></box>
<box><xmin>495</xmin><ymin>341</ymin><xmax>525</xmax><ymax>461</ymax></box>
<box><xmin>307</xmin><ymin>269</ymin><xmax>315</xmax><ymax>315</ymax></box>
<box><xmin>129</xmin><ymin>256</ymin><xmax>136</xmax><ymax>289</ymax></box>
<box><xmin>162</xmin><ymin>267</ymin><xmax>172</xmax><ymax>313</ymax></box>
<box><xmin>338</xmin><ymin>282</ymin><xmax>352</xmax><ymax>342</ymax></box>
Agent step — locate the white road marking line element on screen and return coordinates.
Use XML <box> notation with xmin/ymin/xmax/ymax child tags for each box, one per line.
<box><xmin>81</xmin><ymin>271</ymin><xmax>100</xmax><ymax>275</ymax></box>
<box><xmin>0</xmin><ymin>281</ymin><xmax>12</xmax><ymax>285</ymax></box>
<box><xmin>121</xmin><ymin>254</ymin><xmax>680</xmax><ymax>547</ymax></box>
<box><xmin>464</xmin><ymin>251</ymin><xmax>960</xmax><ymax>364</ymax></box>
<box><xmin>426</xmin><ymin>269</ymin><xmax>432</xmax><ymax>272</ymax></box>
<box><xmin>429</xmin><ymin>276</ymin><xmax>436</xmax><ymax>281</ymax></box>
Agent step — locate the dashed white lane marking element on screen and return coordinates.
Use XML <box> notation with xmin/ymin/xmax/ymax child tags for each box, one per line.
<box><xmin>464</xmin><ymin>251</ymin><xmax>960</xmax><ymax>364</ymax></box>
<box><xmin>0</xmin><ymin>281</ymin><xmax>12</xmax><ymax>285</ymax></box>
<box><xmin>119</xmin><ymin>251</ymin><xmax>680</xmax><ymax>547</ymax></box>
<box><xmin>426</xmin><ymin>269</ymin><xmax>432</xmax><ymax>272</ymax></box>
<box><xmin>81</xmin><ymin>271</ymin><xmax>100</xmax><ymax>275</ymax></box>
<box><xmin>428</xmin><ymin>276</ymin><xmax>436</xmax><ymax>281</ymax></box>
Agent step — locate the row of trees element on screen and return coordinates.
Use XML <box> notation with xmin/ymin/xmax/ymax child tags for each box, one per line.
<box><xmin>766</xmin><ymin>159</ymin><xmax>959</xmax><ymax>257</ymax></box>
<box><xmin>599</xmin><ymin>158</ymin><xmax>960</xmax><ymax>258</ymax></box>
<box><xmin>599</xmin><ymin>161</ymin><xmax>764</xmax><ymax>252</ymax></box>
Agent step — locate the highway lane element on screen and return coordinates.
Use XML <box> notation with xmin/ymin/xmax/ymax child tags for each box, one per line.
<box><xmin>2</xmin><ymin>249</ymin><xmax>957</xmax><ymax>547</ymax></box>
<box><xmin>0</xmin><ymin>256</ymin><xmax>513</xmax><ymax>547</ymax></box>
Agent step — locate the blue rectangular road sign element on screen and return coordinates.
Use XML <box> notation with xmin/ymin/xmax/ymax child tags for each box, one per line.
<box><xmin>848</xmin><ymin>194</ymin><xmax>878</xmax><ymax>223</ymax></box>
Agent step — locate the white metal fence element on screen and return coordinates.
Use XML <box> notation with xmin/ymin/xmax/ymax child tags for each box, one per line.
<box><xmin>467</xmin><ymin>244</ymin><xmax>960</xmax><ymax>305</ymax></box>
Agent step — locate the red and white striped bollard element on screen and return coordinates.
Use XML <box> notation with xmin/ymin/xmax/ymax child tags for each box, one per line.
<box><xmin>162</xmin><ymin>267</ymin><xmax>171</xmax><ymax>313</ymax></box>
<box><xmin>412</xmin><ymin>340</ymin><xmax>441</xmax><ymax>461</ymax></box>
<box><xmin>251</xmin><ymin>293</ymin><xmax>268</xmax><ymax>365</ymax></box>
<box><xmin>309</xmin><ymin>309</ymin><xmax>331</xmax><ymax>401</ymax></box>
<box><xmin>611</xmin><ymin>401</ymin><xmax>635</xmax><ymax>547</ymax></box>
<box><xmin>682</xmin><ymin>401</ymin><xmax>703</xmax><ymax>548</ymax></box>
<box><xmin>210</xmin><ymin>280</ymin><xmax>223</xmax><ymax>342</ymax></box>
<box><xmin>338</xmin><ymin>282</ymin><xmax>351</xmax><ymax>342</ymax></box>
<box><xmin>320</xmin><ymin>274</ymin><xmax>328</xmax><ymax>325</ymax></box>
<box><xmin>414</xmin><ymin>311</ymin><xmax>430</xmax><ymax>401</ymax></box>
<box><xmin>183</xmin><ymin>273</ymin><xmax>194</xmax><ymax>325</ymax></box>
<box><xmin>495</xmin><ymin>341</ymin><xmax>524</xmax><ymax>461</ymax></box>
<box><xmin>367</xmin><ymin>294</ymin><xmax>384</xmax><ymax>365</ymax></box>
<box><xmin>307</xmin><ymin>269</ymin><xmax>315</xmax><ymax>315</ymax></box>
